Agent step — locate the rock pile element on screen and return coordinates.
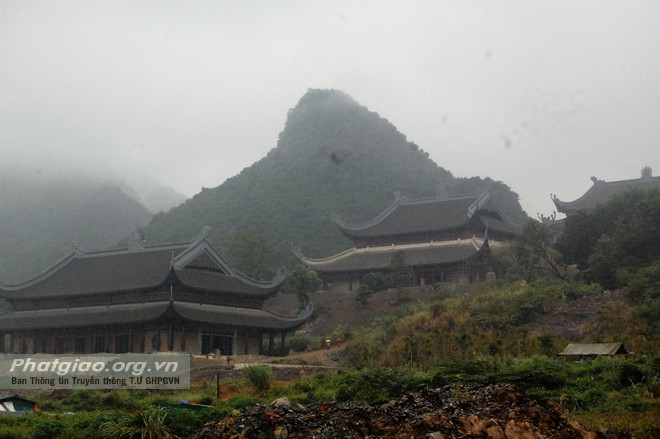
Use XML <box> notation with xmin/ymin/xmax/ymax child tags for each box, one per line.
<box><xmin>191</xmin><ymin>384</ymin><xmax>623</xmax><ymax>438</ymax></box>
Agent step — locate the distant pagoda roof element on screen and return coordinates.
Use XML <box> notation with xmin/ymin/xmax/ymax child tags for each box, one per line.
<box><xmin>0</xmin><ymin>301</ymin><xmax>312</xmax><ymax>331</ymax></box>
<box><xmin>333</xmin><ymin>191</ymin><xmax>517</xmax><ymax>240</ymax></box>
<box><xmin>296</xmin><ymin>236</ymin><xmax>505</xmax><ymax>274</ymax></box>
<box><xmin>552</xmin><ymin>175</ymin><xmax>660</xmax><ymax>215</ymax></box>
<box><xmin>0</xmin><ymin>232</ymin><xmax>283</xmax><ymax>300</ymax></box>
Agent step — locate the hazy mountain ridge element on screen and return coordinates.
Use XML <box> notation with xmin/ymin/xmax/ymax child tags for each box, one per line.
<box><xmin>145</xmin><ymin>89</ymin><xmax>528</xmax><ymax>267</ymax></box>
<box><xmin>0</xmin><ymin>171</ymin><xmax>154</xmax><ymax>283</ymax></box>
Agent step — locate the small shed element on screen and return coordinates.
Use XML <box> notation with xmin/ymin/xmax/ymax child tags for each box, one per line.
<box><xmin>558</xmin><ymin>342</ymin><xmax>633</xmax><ymax>358</ymax></box>
<box><xmin>0</xmin><ymin>394</ymin><xmax>37</xmax><ymax>414</ymax></box>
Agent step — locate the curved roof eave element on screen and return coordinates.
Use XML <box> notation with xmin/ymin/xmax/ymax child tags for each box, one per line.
<box><xmin>0</xmin><ymin>302</ymin><xmax>170</xmax><ymax>330</ymax></box>
<box><xmin>333</xmin><ymin>194</ymin><xmax>500</xmax><ymax>240</ymax></box>
<box><xmin>172</xmin><ymin>302</ymin><xmax>313</xmax><ymax>330</ymax></box>
<box><xmin>552</xmin><ymin>176</ymin><xmax>660</xmax><ymax>213</ymax></box>
<box><xmin>300</xmin><ymin>237</ymin><xmax>490</xmax><ymax>273</ymax></box>
<box><xmin>333</xmin><ymin>195</ymin><xmax>405</xmax><ymax>233</ymax></box>
<box><xmin>0</xmin><ymin>252</ymin><xmax>77</xmax><ymax>294</ymax></box>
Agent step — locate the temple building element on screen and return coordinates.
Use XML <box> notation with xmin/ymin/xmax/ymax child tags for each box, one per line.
<box><xmin>540</xmin><ymin>171</ymin><xmax>660</xmax><ymax>231</ymax></box>
<box><xmin>296</xmin><ymin>191</ymin><xmax>522</xmax><ymax>290</ymax></box>
<box><xmin>0</xmin><ymin>230</ymin><xmax>311</xmax><ymax>356</ymax></box>
<box><xmin>551</xmin><ymin>173</ymin><xmax>660</xmax><ymax>216</ymax></box>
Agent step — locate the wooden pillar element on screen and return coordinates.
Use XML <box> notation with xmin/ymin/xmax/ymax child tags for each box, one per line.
<box><xmin>168</xmin><ymin>320</ymin><xmax>174</xmax><ymax>351</ymax></box>
<box><xmin>280</xmin><ymin>331</ymin><xmax>286</xmax><ymax>356</ymax></box>
<box><xmin>232</xmin><ymin>328</ymin><xmax>237</xmax><ymax>356</ymax></box>
<box><xmin>268</xmin><ymin>333</ymin><xmax>274</xmax><ymax>356</ymax></box>
<box><xmin>181</xmin><ymin>322</ymin><xmax>186</xmax><ymax>352</ymax></box>
<box><xmin>141</xmin><ymin>325</ymin><xmax>146</xmax><ymax>353</ymax></box>
<box><xmin>128</xmin><ymin>327</ymin><xmax>133</xmax><ymax>353</ymax></box>
<box><xmin>198</xmin><ymin>326</ymin><xmax>202</xmax><ymax>355</ymax></box>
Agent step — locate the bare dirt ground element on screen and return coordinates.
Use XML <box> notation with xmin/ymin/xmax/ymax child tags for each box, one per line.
<box><xmin>267</xmin><ymin>282</ymin><xmax>618</xmax><ymax>341</ymax></box>
<box><xmin>192</xmin><ymin>283</ymin><xmax>619</xmax><ymax>382</ymax></box>
<box><xmin>529</xmin><ymin>289</ymin><xmax>625</xmax><ymax>339</ymax></box>
<box><xmin>265</xmin><ymin>283</ymin><xmax>443</xmax><ymax>337</ymax></box>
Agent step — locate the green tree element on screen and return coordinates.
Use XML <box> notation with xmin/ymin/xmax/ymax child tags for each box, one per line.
<box><xmin>559</xmin><ymin>188</ymin><xmax>660</xmax><ymax>288</ymax></box>
<box><xmin>356</xmin><ymin>272</ymin><xmax>390</xmax><ymax>304</ymax></box>
<box><xmin>228</xmin><ymin>228</ymin><xmax>275</xmax><ymax>281</ymax></box>
<box><xmin>285</xmin><ymin>264</ymin><xmax>322</xmax><ymax>309</ymax></box>
<box><xmin>511</xmin><ymin>219</ymin><xmax>565</xmax><ymax>281</ymax></box>
<box><xmin>554</xmin><ymin>210</ymin><xmax>599</xmax><ymax>270</ymax></box>
<box><xmin>640</xmin><ymin>165</ymin><xmax>652</xmax><ymax>178</ymax></box>
<box><xmin>390</xmin><ymin>251</ymin><xmax>413</xmax><ymax>302</ymax></box>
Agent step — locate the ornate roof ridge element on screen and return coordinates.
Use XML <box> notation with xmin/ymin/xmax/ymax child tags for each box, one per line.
<box><xmin>80</xmin><ymin>240</ymin><xmax>192</xmax><ymax>257</ymax></box>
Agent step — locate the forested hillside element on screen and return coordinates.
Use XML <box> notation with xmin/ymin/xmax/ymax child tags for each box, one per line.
<box><xmin>0</xmin><ymin>171</ymin><xmax>153</xmax><ymax>284</ymax></box>
<box><xmin>146</xmin><ymin>89</ymin><xmax>528</xmax><ymax>272</ymax></box>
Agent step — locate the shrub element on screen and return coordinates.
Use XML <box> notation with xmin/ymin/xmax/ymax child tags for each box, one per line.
<box><xmin>101</xmin><ymin>406</ymin><xmax>176</xmax><ymax>439</ymax></box>
<box><xmin>0</xmin><ymin>424</ymin><xmax>29</xmax><ymax>439</ymax></box>
<box><xmin>287</xmin><ymin>334</ymin><xmax>321</xmax><ymax>353</ymax></box>
<box><xmin>60</xmin><ymin>389</ymin><xmax>104</xmax><ymax>412</ymax></box>
<box><xmin>163</xmin><ymin>407</ymin><xmax>211</xmax><ymax>438</ymax></box>
<box><xmin>244</xmin><ymin>365</ymin><xmax>274</xmax><ymax>395</ymax></box>
<box><xmin>29</xmin><ymin>418</ymin><xmax>66</xmax><ymax>439</ymax></box>
<box><xmin>334</xmin><ymin>368</ymin><xmax>429</xmax><ymax>404</ymax></box>
<box><xmin>495</xmin><ymin>356</ymin><xmax>568</xmax><ymax>390</ymax></box>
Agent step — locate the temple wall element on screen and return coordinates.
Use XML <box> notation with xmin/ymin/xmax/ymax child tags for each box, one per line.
<box><xmin>2</xmin><ymin>325</ymin><xmax>295</xmax><ymax>356</ymax></box>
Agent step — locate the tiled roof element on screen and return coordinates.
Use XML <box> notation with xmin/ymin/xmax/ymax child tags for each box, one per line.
<box><xmin>175</xmin><ymin>269</ymin><xmax>283</xmax><ymax>296</ymax></box>
<box><xmin>480</xmin><ymin>216</ymin><xmax>523</xmax><ymax>237</ymax></box>
<box><xmin>298</xmin><ymin>237</ymin><xmax>499</xmax><ymax>273</ymax></box>
<box><xmin>552</xmin><ymin>176</ymin><xmax>660</xmax><ymax>214</ymax></box>
<box><xmin>173</xmin><ymin>302</ymin><xmax>313</xmax><ymax>330</ymax></box>
<box><xmin>0</xmin><ymin>301</ymin><xmax>312</xmax><ymax>331</ymax></box>
<box><xmin>0</xmin><ymin>238</ymin><xmax>283</xmax><ymax>299</ymax></box>
<box><xmin>0</xmin><ymin>243</ymin><xmax>186</xmax><ymax>298</ymax></box>
<box><xmin>0</xmin><ymin>301</ymin><xmax>170</xmax><ymax>330</ymax></box>
<box><xmin>334</xmin><ymin>192</ymin><xmax>509</xmax><ymax>239</ymax></box>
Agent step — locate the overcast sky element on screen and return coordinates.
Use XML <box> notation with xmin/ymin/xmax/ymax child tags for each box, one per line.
<box><xmin>2</xmin><ymin>0</ymin><xmax>659</xmax><ymax>218</ymax></box>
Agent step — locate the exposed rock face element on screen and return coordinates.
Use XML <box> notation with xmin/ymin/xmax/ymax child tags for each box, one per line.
<box><xmin>191</xmin><ymin>384</ymin><xmax>623</xmax><ymax>438</ymax></box>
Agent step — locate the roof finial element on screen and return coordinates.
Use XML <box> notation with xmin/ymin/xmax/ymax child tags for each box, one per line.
<box><xmin>194</xmin><ymin>226</ymin><xmax>212</xmax><ymax>242</ymax></box>
<box><xmin>71</xmin><ymin>241</ymin><xmax>85</xmax><ymax>256</ymax></box>
<box><xmin>537</xmin><ymin>211</ymin><xmax>557</xmax><ymax>224</ymax></box>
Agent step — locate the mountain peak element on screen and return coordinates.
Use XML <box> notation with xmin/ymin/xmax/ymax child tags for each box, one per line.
<box><xmin>146</xmin><ymin>89</ymin><xmax>528</xmax><ymax>269</ymax></box>
<box><xmin>296</xmin><ymin>88</ymin><xmax>358</xmax><ymax>109</ymax></box>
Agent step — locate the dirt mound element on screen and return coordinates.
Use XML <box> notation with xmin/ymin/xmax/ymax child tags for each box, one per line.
<box><xmin>191</xmin><ymin>384</ymin><xmax>623</xmax><ymax>438</ymax></box>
